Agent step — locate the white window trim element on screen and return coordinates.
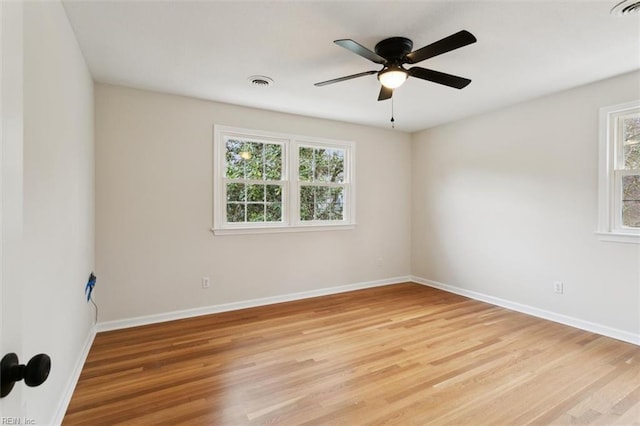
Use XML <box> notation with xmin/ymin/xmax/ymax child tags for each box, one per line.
<box><xmin>212</xmin><ymin>125</ymin><xmax>356</xmax><ymax>235</ymax></box>
<box><xmin>597</xmin><ymin>100</ymin><xmax>640</xmax><ymax>244</ymax></box>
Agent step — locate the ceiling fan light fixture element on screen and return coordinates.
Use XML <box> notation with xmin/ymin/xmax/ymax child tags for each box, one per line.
<box><xmin>316</xmin><ymin>30</ymin><xmax>476</xmax><ymax>102</ymax></box>
<box><xmin>378</xmin><ymin>69</ymin><xmax>408</xmax><ymax>89</ymax></box>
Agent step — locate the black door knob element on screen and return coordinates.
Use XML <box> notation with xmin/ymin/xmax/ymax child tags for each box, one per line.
<box><xmin>0</xmin><ymin>353</ymin><xmax>51</xmax><ymax>398</ymax></box>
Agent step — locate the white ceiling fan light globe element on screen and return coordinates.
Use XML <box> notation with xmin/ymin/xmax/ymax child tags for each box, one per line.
<box><xmin>378</xmin><ymin>69</ymin><xmax>408</xmax><ymax>89</ymax></box>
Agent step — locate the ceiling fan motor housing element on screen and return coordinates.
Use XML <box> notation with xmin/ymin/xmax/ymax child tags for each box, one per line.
<box><xmin>375</xmin><ymin>37</ymin><xmax>413</xmax><ymax>61</ymax></box>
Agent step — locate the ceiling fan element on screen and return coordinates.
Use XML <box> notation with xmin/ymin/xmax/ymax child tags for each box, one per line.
<box><xmin>315</xmin><ymin>30</ymin><xmax>477</xmax><ymax>101</ymax></box>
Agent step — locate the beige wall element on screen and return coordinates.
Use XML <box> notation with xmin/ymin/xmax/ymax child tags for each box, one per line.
<box><xmin>1</xmin><ymin>0</ymin><xmax>26</xmax><ymax>417</ymax></box>
<box><xmin>95</xmin><ymin>84</ymin><xmax>412</xmax><ymax>321</ymax></box>
<box><xmin>15</xmin><ymin>1</ymin><xmax>94</xmax><ymax>423</ymax></box>
<box><xmin>411</xmin><ymin>71</ymin><xmax>640</xmax><ymax>337</ymax></box>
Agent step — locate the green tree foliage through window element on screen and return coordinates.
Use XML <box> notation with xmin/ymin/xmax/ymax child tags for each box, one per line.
<box><xmin>215</xmin><ymin>126</ymin><xmax>355</xmax><ymax>233</ymax></box>
<box><xmin>225</xmin><ymin>138</ymin><xmax>283</xmax><ymax>223</ymax></box>
<box><xmin>299</xmin><ymin>146</ymin><xmax>346</xmax><ymax>221</ymax></box>
<box><xmin>622</xmin><ymin>115</ymin><xmax>640</xmax><ymax>227</ymax></box>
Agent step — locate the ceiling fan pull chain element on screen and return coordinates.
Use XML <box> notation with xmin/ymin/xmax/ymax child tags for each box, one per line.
<box><xmin>390</xmin><ymin>97</ymin><xmax>395</xmax><ymax>129</ymax></box>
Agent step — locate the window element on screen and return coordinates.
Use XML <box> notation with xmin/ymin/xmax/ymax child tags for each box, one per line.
<box><xmin>298</xmin><ymin>145</ymin><xmax>346</xmax><ymax>222</ymax></box>
<box><xmin>224</xmin><ymin>138</ymin><xmax>285</xmax><ymax>224</ymax></box>
<box><xmin>213</xmin><ymin>126</ymin><xmax>355</xmax><ymax>234</ymax></box>
<box><xmin>598</xmin><ymin>100</ymin><xmax>640</xmax><ymax>243</ymax></box>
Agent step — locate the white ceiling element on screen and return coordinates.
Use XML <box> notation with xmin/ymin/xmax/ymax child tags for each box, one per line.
<box><xmin>61</xmin><ymin>0</ymin><xmax>640</xmax><ymax>132</ymax></box>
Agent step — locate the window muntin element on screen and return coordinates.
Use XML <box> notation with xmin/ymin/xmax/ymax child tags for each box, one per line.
<box><xmin>213</xmin><ymin>126</ymin><xmax>355</xmax><ymax>234</ymax></box>
<box><xmin>598</xmin><ymin>101</ymin><xmax>640</xmax><ymax>243</ymax></box>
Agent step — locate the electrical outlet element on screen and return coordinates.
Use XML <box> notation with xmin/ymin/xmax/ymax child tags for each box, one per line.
<box><xmin>553</xmin><ymin>281</ymin><xmax>563</xmax><ymax>294</ymax></box>
<box><xmin>202</xmin><ymin>277</ymin><xmax>210</xmax><ymax>289</ymax></box>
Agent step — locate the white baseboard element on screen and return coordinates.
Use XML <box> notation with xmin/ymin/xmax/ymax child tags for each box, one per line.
<box><xmin>96</xmin><ymin>276</ymin><xmax>412</xmax><ymax>332</ymax></box>
<box><xmin>412</xmin><ymin>276</ymin><xmax>639</xmax><ymax>346</ymax></box>
<box><xmin>51</xmin><ymin>324</ymin><xmax>97</xmax><ymax>425</ymax></box>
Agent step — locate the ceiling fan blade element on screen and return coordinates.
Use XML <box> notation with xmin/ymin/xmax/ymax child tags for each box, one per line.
<box><xmin>335</xmin><ymin>39</ymin><xmax>387</xmax><ymax>64</ymax></box>
<box><xmin>378</xmin><ymin>85</ymin><xmax>393</xmax><ymax>101</ymax></box>
<box><xmin>409</xmin><ymin>67</ymin><xmax>472</xmax><ymax>89</ymax></box>
<box><xmin>405</xmin><ymin>30</ymin><xmax>477</xmax><ymax>64</ymax></box>
<box><xmin>314</xmin><ymin>70</ymin><xmax>377</xmax><ymax>87</ymax></box>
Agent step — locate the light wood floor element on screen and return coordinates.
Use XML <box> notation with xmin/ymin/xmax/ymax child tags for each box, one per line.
<box><xmin>64</xmin><ymin>283</ymin><xmax>640</xmax><ymax>425</ymax></box>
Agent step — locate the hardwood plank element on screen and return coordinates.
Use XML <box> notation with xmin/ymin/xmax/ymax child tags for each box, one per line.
<box><xmin>64</xmin><ymin>283</ymin><xmax>640</xmax><ymax>425</ymax></box>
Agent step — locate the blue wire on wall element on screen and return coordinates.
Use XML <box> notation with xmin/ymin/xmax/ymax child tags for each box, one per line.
<box><xmin>85</xmin><ymin>272</ymin><xmax>98</xmax><ymax>324</ymax></box>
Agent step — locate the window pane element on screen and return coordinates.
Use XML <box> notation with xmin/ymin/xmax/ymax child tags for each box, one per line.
<box><xmin>330</xmin><ymin>187</ymin><xmax>344</xmax><ymax>220</ymax></box>
<box><xmin>314</xmin><ymin>149</ymin><xmax>346</xmax><ymax>183</ymax></box>
<box><xmin>266</xmin><ymin>203</ymin><xmax>282</xmax><ymax>222</ymax></box>
<box><xmin>247</xmin><ymin>203</ymin><xmax>264</xmax><ymax>222</ymax></box>
<box><xmin>314</xmin><ymin>187</ymin><xmax>344</xmax><ymax>220</ymax></box>
<box><xmin>622</xmin><ymin>175</ymin><xmax>640</xmax><ymax>227</ymax></box>
<box><xmin>623</xmin><ymin>202</ymin><xmax>640</xmax><ymax>227</ymax></box>
<box><xmin>299</xmin><ymin>146</ymin><xmax>345</xmax><ymax>184</ymax></box>
<box><xmin>299</xmin><ymin>147</ymin><xmax>313</xmax><ymax>182</ymax></box>
<box><xmin>265</xmin><ymin>184</ymin><xmax>282</xmax><ymax>202</ymax></box>
<box><xmin>314</xmin><ymin>149</ymin><xmax>331</xmax><ymax>182</ymax></box>
<box><xmin>330</xmin><ymin>150</ymin><xmax>345</xmax><ymax>183</ymax></box>
<box><xmin>314</xmin><ymin>186</ymin><xmax>331</xmax><ymax>220</ymax></box>
<box><xmin>226</xmin><ymin>183</ymin><xmax>245</xmax><ymax>202</ymax></box>
<box><xmin>299</xmin><ymin>185</ymin><xmax>344</xmax><ymax>221</ymax></box>
<box><xmin>264</xmin><ymin>143</ymin><xmax>282</xmax><ymax>180</ymax></box>
<box><xmin>623</xmin><ymin>115</ymin><xmax>640</xmax><ymax>170</ymax></box>
<box><xmin>247</xmin><ymin>184</ymin><xmax>264</xmax><ymax>202</ymax></box>
<box><xmin>245</xmin><ymin>142</ymin><xmax>264</xmax><ymax>180</ymax></box>
<box><xmin>225</xmin><ymin>139</ymin><xmax>244</xmax><ymax>179</ymax></box>
<box><xmin>226</xmin><ymin>203</ymin><xmax>245</xmax><ymax>222</ymax></box>
<box><xmin>300</xmin><ymin>185</ymin><xmax>314</xmax><ymax>220</ymax></box>
<box><xmin>227</xmin><ymin>140</ymin><xmax>282</xmax><ymax>181</ymax></box>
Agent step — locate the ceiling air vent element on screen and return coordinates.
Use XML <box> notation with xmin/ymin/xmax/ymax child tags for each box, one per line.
<box><xmin>247</xmin><ymin>75</ymin><xmax>274</xmax><ymax>87</ymax></box>
<box><xmin>611</xmin><ymin>0</ymin><xmax>640</xmax><ymax>15</ymax></box>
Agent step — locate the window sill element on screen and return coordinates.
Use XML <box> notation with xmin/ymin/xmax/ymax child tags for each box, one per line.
<box><xmin>212</xmin><ymin>223</ymin><xmax>356</xmax><ymax>236</ymax></box>
<box><xmin>596</xmin><ymin>232</ymin><xmax>640</xmax><ymax>244</ymax></box>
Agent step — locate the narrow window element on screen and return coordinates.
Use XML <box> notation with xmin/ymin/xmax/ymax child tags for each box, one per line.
<box><xmin>598</xmin><ymin>100</ymin><xmax>640</xmax><ymax>243</ymax></box>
